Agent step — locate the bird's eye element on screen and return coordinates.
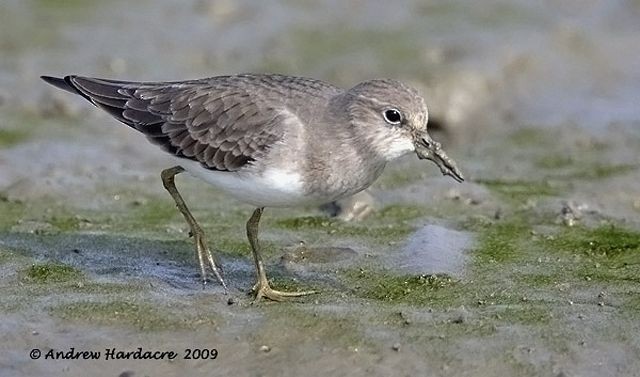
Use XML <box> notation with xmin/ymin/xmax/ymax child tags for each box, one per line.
<box><xmin>383</xmin><ymin>108</ymin><xmax>402</xmax><ymax>125</ymax></box>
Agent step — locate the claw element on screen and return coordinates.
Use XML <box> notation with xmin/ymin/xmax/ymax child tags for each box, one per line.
<box><xmin>251</xmin><ymin>281</ymin><xmax>316</xmax><ymax>302</ymax></box>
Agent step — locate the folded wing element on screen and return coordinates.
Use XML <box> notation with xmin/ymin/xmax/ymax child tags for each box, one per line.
<box><xmin>42</xmin><ymin>75</ymin><xmax>290</xmax><ymax>171</ymax></box>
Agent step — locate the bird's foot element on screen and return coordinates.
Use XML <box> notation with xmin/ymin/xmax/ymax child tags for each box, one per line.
<box><xmin>193</xmin><ymin>231</ymin><xmax>228</xmax><ymax>293</ymax></box>
<box><xmin>251</xmin><ymin>280</ymin><xmax>316</xmax><ymax>302</ymax></box>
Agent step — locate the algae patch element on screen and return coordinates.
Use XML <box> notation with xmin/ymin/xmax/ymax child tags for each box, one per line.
<box><xmin>343</xmin><ymin>269</ymin><xmax>458</xmax><ymax>306</ymax></box>
<box><xmin>131</xmin><ymin>200</ymin><xmax>181</xmax><ymax>227</ymax></box>
<box><xmin>0</xmin><ymin>197</ymin><xmax>26</xmax><ymax>231</ymax></box>
<box><xmin>0</xmin><ymin>129</ymin><xmax>29</xmax><ymax>147</ymax></box>
<box><xmin>509</xmin><ymin>127</ymin><xmax>553</xmax><ymax>147</ymax></box>
<box><xmin>475</xmin><ymin>179</ymin><xmax>559</xmax><ymax>203</ymax></box>
<box><xmin>565</xmin><ymin>163</ymin><xmax>637</xmax><ymax>180</ymax></box>
<box><xmin>535</xmin><ymin>154</ymin><xmax>575</xmax><ymax>169</ymax></box>
<box><xmin>23</xmin><ymin>262</ymin><xmax>84</xmax><ymax>283</ymax></box>
<box><xmin>536</xmin><ymin>154</ymin><xmax>637</xmax><ymax>180</ymax></box>
<box><xmin>280</xmin><ymin>216</ymin><xmax>414</xmax><ymax>241</ymax></box>
<box><xmin>495</xmin><ymin>305</ymin><xmax>551</xmax><ymax>325</ymax></box>
<box><xmin>260</xmin><ymin>305</ymin><xmax>371</xmax><ymax>350</ymax></box>
<box><xmin>540</xmin><ymin>225</ymin><xmax>640</xmax><ymax>283</ymax></box>
<box><xmin>50</xmin><ymin>300</ymin><xmax>211</xmax><ymax>331</ymax></box>
<box><xmin>543</xmin><ymin>225</ymin><xmax>640</xmax><ymax>259</ymax></box>
<box><xmin>269</xmin><ymin>275</ymin><xmax>318</xmax><ymax>294</ymax></box>
<box><xmin>473</xmin><ymin>220</ymin><xmax>530</xmax><ymax>263</ymax></box>
<box><xmin>275</xmin><ymin>205</ymin><xmax>429</xmax><ymax>243</ymax></box>
<box><xmin>46</xmin><ymin>215</ymin><xmax>83</xmax><ymax>232</ymax></box>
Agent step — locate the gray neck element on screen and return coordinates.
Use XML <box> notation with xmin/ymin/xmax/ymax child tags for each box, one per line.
<box><xmin>301</xmin><ymin>95</ymin><xmax>387</xmax><ymax>200</ymax></box>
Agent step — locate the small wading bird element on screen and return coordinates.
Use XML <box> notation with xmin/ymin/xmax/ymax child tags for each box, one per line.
<box><xmin>41</xmin><ymin>73</ymin><xmax>463</xmax><ymax>301</ymax></box>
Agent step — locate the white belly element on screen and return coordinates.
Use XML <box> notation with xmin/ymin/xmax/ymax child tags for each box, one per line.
<box><xmin>176</xmin><ymin>158</ymin><xmax>312</xmax><ymax>207</ymax></box>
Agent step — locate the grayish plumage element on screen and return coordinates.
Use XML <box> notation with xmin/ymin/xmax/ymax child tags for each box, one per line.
<box><xmin>41</xmin><ymin>73</ymin><xmax>463</xmax><ymax>301</ymax></box>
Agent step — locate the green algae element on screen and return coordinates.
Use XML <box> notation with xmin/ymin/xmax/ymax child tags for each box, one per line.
<box><xmin>6</xmin><ymin>281</ymin><xmax>141</xmax><ymax>303</ymax></box>
<box><xmin>130</xmin><ymin>200</ymin><xmax>181</xmax><ymax>227</ymax></box>
<box><xmin>216</xmin><ymin>237</ymin><xmax>279</xmax><ymax>258</ymax></box>
<box><xmin>47</xmin><ymin>214</ymin><xmax>83</xmax><ymax>232</ymax></box>
<box><xmin>269</xmin><ymin>275</ymin><xmax>319</xmax><ymax>295</ymax></box>
<box><xmin>535</xmin><ymin>154</ymin><xmax>575</xmax><ymax>169</ymax></box>
<box><xmin>495</xmin><ymin>305</ymin><xmax>551</xmax><ymax>324</ymax></box>
<box><xmin>508</xmin><ymin>127</ymin><xmax>553</xmax><ymax>147</ymax></box>
<box><xmin>474</xmin><ymin>220</ymin><xmax>530</xmax><ymax>263</ymax></box>
<box><xmin>622</xmin><ymin>295</ymin><xmax>640</xmax><ymax>312</ymax></box>
<box><xmin>260</xmin><ymin>305</ymin><xmax>371</xmax><ymax>350</ymax></box>
<box><xmin>0</xmin><ymin>197</ymin><xmax>26</xmax><ymax>231</ymax></box>
<box><xmin>343</xmin><ymin>269</ymin><xmax>458</xmax><ymax>306</ymax></box>
<box><xmin>23</xmin><ymin>262</ymin><xmax>84</xmax><ymax>283</ymax></box>
<box><xmin>274</xmin><ymin>205</ymin><xmax>430</xmax><ymax>244</ymax></box>
<box><xmin>51</xmin><ymin>300</ymin><xmax>213</xmax><ymax>331</ymax></box>
<box><xmin>565</xmin><ymin>164</ymin><xmax>637</xmax><ymax>180</ymax></box>
<box><xmin>275</xmin><ymin>215</ymin><xmax>414</xmax><ymax>242</ymax></box>
<box><xmin>539</xmin><ymin>225</ymin><xmax>640</xmax><ymax>284</ymax></box>
<box><xmin>276</xmin><ymin>216</ymin><xmax>334</xmax><ymax>230</ymax></box>
<box><xmin>304</xmin><ymin>217</ymin><xmax>414</xmax><ymax>241</ymax></box>
<box><xmin>89</xmin><ymin>197</ymin><xmax>186</xmax><ymax>234</ymax></box>
<box><xmin>517</xmin><ymin>273</ymin><xmax>559</xmax><ymax>287</ymax></box>
<box><xmin>459</xmin><ymin>215</ymin><xmax>495</xmax><ymax>231</ymax></box>
<box><xmin>0</xmin><ymin>249</ymin><xmax>14</xmax><ymax>264</ymax></box>
<box><xmin>475</xmin><ymin>179</ymin><xmax>559</xmax><ymax>203</ymax></box>
<box><xmin>535</xmin><ymin>153</ymin><xmax>637</xmax><ymax>180</ymax></box>
<box><xmin>543</xmin><ymin>225</ymin><xmax>640</xmax><ymax>259</ymax></box>
<box><xmin>0</xmin><ymin>197</ymin><xmax>92</xmax><ymax>234</ymax></box>
<box><xmin>340</xmin><ymin>267</ymin><xmax>552</xmax><ymax>330</ymax></box>
<box><xmin>215</xmin><ymin>238</ymin><xmax>251</xmax><ymax>257</ymax></box>
<box><xmin>0</xmin><ymin>129</ymin><xmax>29</xmax><ymax>147</ymax></box>
<box><xmin>415</xmin><ymin>1</ymin><xmax>538</xmax><ymax>28</ymax></box>
<box><xmin>0</xmin><ymin>243</ymin><xmax>146</xmax><ymax>313</ymax></box>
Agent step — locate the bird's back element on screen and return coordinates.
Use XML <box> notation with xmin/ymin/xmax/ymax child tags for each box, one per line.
<box><xmin>41</xmin><ymin>73</ymin><xmax>342</xmax><ymax>173</ymax></box>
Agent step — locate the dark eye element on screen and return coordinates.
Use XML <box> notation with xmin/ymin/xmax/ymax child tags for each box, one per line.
<box><xmin>383</xmin><ymin>108</ymin><xmax>402</xmax><ymax>124</ymax></box>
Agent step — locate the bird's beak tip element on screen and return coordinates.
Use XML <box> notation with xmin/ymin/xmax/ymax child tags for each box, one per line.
<box><xmin>414</xmin><ymin>132</ymin><xmax>464</xmax><ymax>183</ymax></box>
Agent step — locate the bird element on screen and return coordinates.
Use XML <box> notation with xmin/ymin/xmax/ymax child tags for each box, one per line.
<box><xmin>40</xmin><ymin>73</ymin><xmax>464</xmax><ymax>302</ymax></box>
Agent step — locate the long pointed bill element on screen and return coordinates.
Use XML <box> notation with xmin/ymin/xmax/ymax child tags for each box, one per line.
<box><xmin>414</xmin><ymin>131</ymin><xmax>464</xmax><ymax>183</ymax></box>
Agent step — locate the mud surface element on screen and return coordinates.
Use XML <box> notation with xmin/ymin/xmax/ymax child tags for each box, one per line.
<box><xmin>1</xmin><ymin>1</ymin><xmax>639</xmax><ymax>376</ymax></box>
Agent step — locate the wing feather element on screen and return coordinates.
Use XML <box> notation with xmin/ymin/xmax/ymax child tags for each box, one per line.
<box><xmin>50</xmin><ymin>75</ymin><xmax>295</xmax><ymax>172</ymax></box>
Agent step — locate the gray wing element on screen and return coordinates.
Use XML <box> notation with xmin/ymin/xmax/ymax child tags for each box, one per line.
<box><xmin>42</xmin><ymin>75</ymin><xmax>291</xmax><ymax>171</ymax></box>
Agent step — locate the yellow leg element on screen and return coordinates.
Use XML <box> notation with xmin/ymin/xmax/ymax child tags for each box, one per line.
<box><xmin>246</xmin><ymin>207</ymin><xmax>316</xmax><ymax>302</ymax></box>
<box><xmin>161</xmin><ymin>166</ymin><xmax>227</xmax><ymax>292</ymax></box>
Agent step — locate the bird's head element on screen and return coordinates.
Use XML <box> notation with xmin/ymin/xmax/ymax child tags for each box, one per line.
<box><xmin>343</xmin><ymin>79</ymin><xmax>464</xmax><ymax>182</ymax></box>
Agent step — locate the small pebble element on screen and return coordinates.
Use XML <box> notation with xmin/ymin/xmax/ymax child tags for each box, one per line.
<box><xmin>227</xmin><ymin>297</ymin><xmax>235</xmax><ymax>306</ymax></box>
<box><xmin>259</xmin><ymin>345</ymin><xmax>270</xmax><ymax>353</ymax></box>
<box><xmin>392</xmin><ymin>343</ymin><xmax>401</xmax><ymax>351</ymax></box>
